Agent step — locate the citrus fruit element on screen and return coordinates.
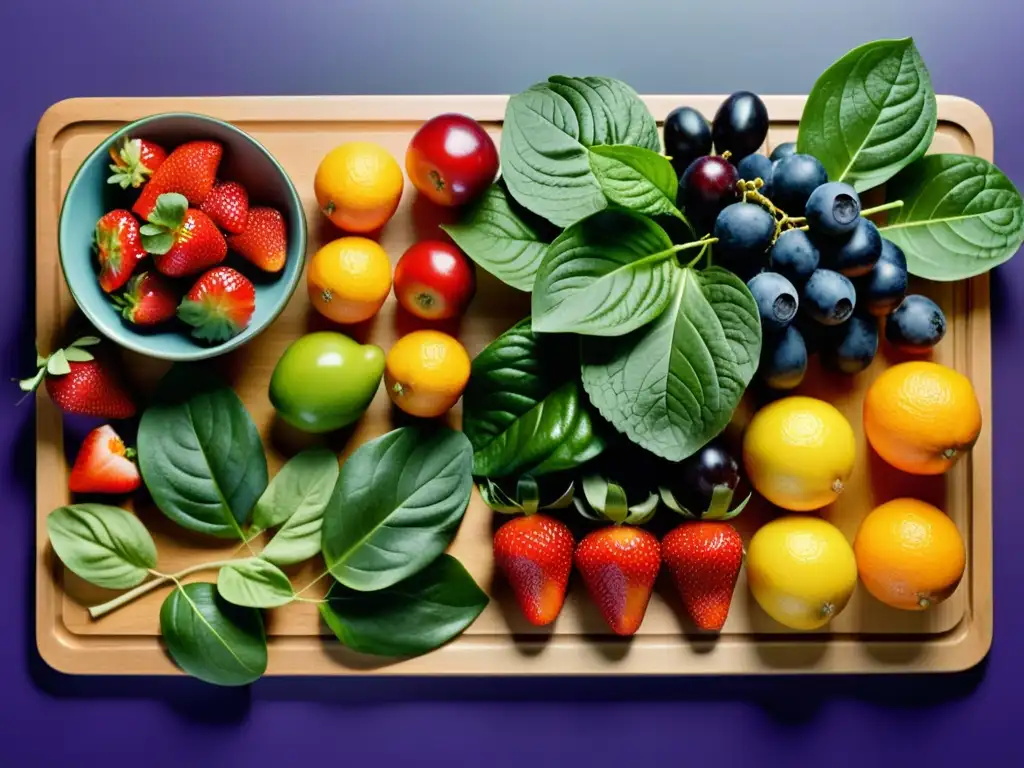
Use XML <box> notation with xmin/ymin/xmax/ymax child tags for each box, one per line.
<box><xmin>854</xmin><ymin>498</ymin><xmax>966</xmax><ymax>610</ymax></box>
<box><xmin>742</xmin><ymin>396</ymin><xmax>856</xmax><ymax>511</ymax></box>
<box><xmin>314</xmin><ymin>142</ymin><xmax>404</xmax><ymax>233</ymax></box>
<box><xmin>307</xmin><ymin>237</ymin><xmax>392</xmax><ymax>325</ymax></box>
<box><xmin>385</xmin><ymin>330</ymin><xmax>471</xmax><ymax>417</ymax></box>
<box><xmin>863</xmin><ymin>361</ymin><xmax>981</xmax><ymax>475</ymax></box>
<box><xmin>746</xmin><ymin>515</ymin><xmax>858</xmax><ymax>630</ymax></box>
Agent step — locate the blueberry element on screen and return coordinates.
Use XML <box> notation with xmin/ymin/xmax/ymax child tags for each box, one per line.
<box><xmin>712</xmin><ymin>91</ymin><xmax>769</xmax><ymax>160</ymax></box>
<box><xmin>712</xmin><ymin>202</ymin><xmax>776</xmax><ymax>270</ymax></box>
<box><xmin>769</xmin><ymin>229</ymin><xmax>820</xmax><ymax>285</ymax></box>
<box><xmin>759</xmin><ymin>324</ymin><xmax>807</xmax><ymax>390</ymax></box>
<box><xmin>821</xmin><ymin>313</ymin><xmax>878</xmax><ymax>374</ymax></box>
<box><xmin>737</xmin><ymin>153</ymin><xmax>773</xmax><ymax>186</ymax></box>
<box><xmin>802</xmin><ymin>269</ymin><xmax>856</xmax><ymax>325</ymax></box>
<box><xmin>769</xmin><ymin>142</ymin><xmax>797</xmax><ymax>162</ymax></box>
<box><xmin>747</xmin><ymin>272</ymin><xmax>799</xmax><ymax>332</ymax></box>
<box><xmin>823</xmin><ymin>218</ymin><xmax>882</xmax><ymax>277</ymax></box>
<box><xmin>794</xmin><ymin>309</ymin><xmax>826</xmax><ymax>355</ymax></box>
<box><xmin>879</xmin><ymin>237</ymin><xmax>907</xmax><ymax>270</ymax></box>
<box><xmin>885</xmin><ymin>295</ymin><xmax>947</xmax><ymax>353</ymax></box>
<box><xmin>858</xmin><ymin>239</ymin><xmax>908</xmax><ymax>316</ymax></box>
<box><xmin>663</xmin><ymin>107</ymin><xmax>713</xmax><ymax>178</ymax></box>
<box><xmin>805</xmin><ymin>182</ymin><xmax>861</xmax><ymax>238</ymax></box>
<box><xmin>769</xmin><ymin>154</ymin><xmax>828</xmax><ymax>215</ymax></box>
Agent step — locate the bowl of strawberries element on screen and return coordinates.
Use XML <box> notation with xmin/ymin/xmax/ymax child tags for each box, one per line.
<box><xmin>58</xmin><ymin>113</ymin><xmax>307</xmax><ymax>361</ymax></box>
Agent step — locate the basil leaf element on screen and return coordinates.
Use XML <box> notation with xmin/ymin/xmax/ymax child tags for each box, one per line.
<box><xmin>881</xmin><ymin>153</ymin><xmax>1024</xmax><ymax>280</ymax></box>
<box><xmin>217</xmin><ymin>558</ymin><xmax>295</xmax><ymax>609</ymax></box>
<box><xmin>319</xmin><ymin>555</ymin><xmax>487</xmax><ymax>658</ymax></box>
<box><xmin>532</xmin><ymin>210</ymin><xmax>680</xmax><ymax>336</ymax></box>
<box><xmin>501</xmin><ymin>76</ymin><xmax>661</xmax><ymax>227</ymax></box>
<box><xmin>440</xmin><ymin>182</ymin><xmax>555</xmax><ymax>292</ymax></box>
<box><xmin>137</xmin><ymin>365</ymin><xmax>268</xmax><ymax>539</ymax></box>
<box><xmin>260</xmin><ymin>456</ymin><xmax>338</xmax><ymax>566</ymax></box>
<box><xmin>46</xmin><ymin>504</ymin><xmax>157</xmax><ymax>590</ymax></box>
<box><xmin>797</xmin><ymin>37</ymin><xmax>936</xmax><ymax>192</ymax></box>
<box><xmin>581</xmin><ymin>267</ymin><xmax>761</xmax><ymax>461</ymax></box>
<box><xmin>462</xmin><ymin>318</ymin><xmax>606</xmax><ymax>478</ymax></box>
<box><xmin>252</xmin><ymin>448</ymin><xmax>338</xmax><ymax>532</ymax></box>
<box><xmin>321</xmin><ymin>426</ymin><xmax>473</xmax><ymax>592</ymax></box>
<box><xmin>160</xmin><ymin>582</ymin><xmax>267</xmax><ymax>687</ymax></box>
<box><xmin>589</xmin><ymin>145</ymin><xmax>685</xmax><ymax>221</ymax></box>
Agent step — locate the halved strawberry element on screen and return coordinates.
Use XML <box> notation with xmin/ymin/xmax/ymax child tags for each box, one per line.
<box><xmin>112</xmin><ymin>272</ymin><xmax>179</xmax><ymax>326</ymax></box>
<box><xmin>177</xmin><ymin>266</ymin><xmax>256</xmax><ymax>343</ymax></box>
<box><xmin>227</xmin><ymin>207</ymin><xmax>287</xmax><ymax>273</ymax></box>
<box><xmin>107</xmin><ymin>137</ymin><xmax>168</xmax><ymax>190</ymax></box>
<box><xmin>94</xmin><ymin>210</ymin><xmax>146</xmax><ymax>293</ymax></box>
<box><xmin>201</xmin><ymin>180</ymin><xmax>249</xmax><ymax>234</ymax></box>
<box><xmin>19</xmin><ymin>337</ymin><xmax>136</xmax><ymax>419</ymax></box>
<box><xmin>141</xmin><ymin>193</ymin><xmax>227</xmax><ymax>277</ymax></box>
<box><xmin>69</xmin><ymin>425</ymin><xmax>141</xmax><ymax>495</ymax></box>
<box><xmin>132</xmin><ymin>140</ymin><xmax>223</xmax><ymax>219</ymax></box>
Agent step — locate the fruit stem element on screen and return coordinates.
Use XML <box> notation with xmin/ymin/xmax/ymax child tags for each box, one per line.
<box><xmin>88</xmin><ymin>558</ymin><xmax>240</xmax><ymax>619</ymax></box>
<box><xmin>861</xmin><ymin>200</ymin><xmax>904</xmax><ymax>218</ymax></box>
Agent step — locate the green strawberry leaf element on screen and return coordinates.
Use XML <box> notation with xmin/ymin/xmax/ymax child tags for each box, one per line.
<box><xmin>63</xmin><ymin>347</ymin><xmax>94</xmax><ymax>363</ymax></box>
<box><xmin>177</xmin><ymin>300</ymin><xmax>242</xmax><ymax>344</ymax></box>
<box><xmin>141</xmin><ymin>231</ymin><xmax>174</xmax><ymax>256</ymax></box>
<box><xmin>70</xmin><ymin>336</ymin><xmax>101</xmax><ymax>347</ymax></box>
<box><xmin>147</xmin><ymin>193</ymin><xmax>187</xmax><ymax>230</ymax></box>
<box><xmin>46</xmin><ymin>349</ymin><xmax>71</xmax><ymax>376</ymax></box>
<box><xmin>139</xmin><ymin>224</ymin><xmax>163</xmax><ymax>236</ymax></box>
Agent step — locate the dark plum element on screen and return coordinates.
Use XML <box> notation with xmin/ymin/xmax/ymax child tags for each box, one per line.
<box><xmin>712</xmin><ymin>202</ymin><xmax>776</xmax><ymax>273</ymax></box>
<box><xmin>759</xmin><ymin>324</ymin><xmax>808</xmax><ymax>390</ymax></box>
<box><xmin>679</xmin><ymin>155</ymin><xmax>739</xmax><ymax>227</ymax></box>
<box><xmin>885</xmin><ymin>295</ymin><xmax>947</xmax><ymax>353</ymax></box>
<box><xmin>803</xmin><ymin>269</ymin><xmax>856</xmax><ymax>325</ymax></box>
<box><xmin>822</xmin><ymin>313</ymin><xmax>878</xmax><ymax>374</ymax></box>
<box><xmin>663</xmin><ymin>107</ymin><xmax>713</xmax><ymax>178</ymax></box>
<box><xmin>769</xmin><ymin>142</ymin><xmax>797</xmax><ymax>162</ymax></box>
<box><xmin>769</xmin><ymin>229</ymin><xmax>820</xmax><ymax>285</ymax></box>
<box><xmin>805</xmin><ymin>181</ymin><xmax>861</xmax><ymax>238</ymax></box>
<box><xmin>823</xmin><ymin>218</ymin><xmax>882</xmax><ymax>277</ymax></box>
<box><xmin>857</xmin><ymin>239</ymin><xmax>908</xmax><ymax>316</ymax></box>
<box><xmin>747</xmin><ymin>271</ymin><xmax>798</xmax><ymax>333</ymax></box>
<box><xmin>712</xmin><ymin>91</ymin><xmax>769</xmax><ymax>160</ymax></box>
<box><xmin>673</xmin><ymin>438</ymin><xmax>742</xmax><ymax>513</ymax></box>
<box><xmin>737</xmin><ymin>153</ymin><xmax>773</xmax><ymax>186</ymax></box>
<box><xmin>770</xmin><ymin>154</ymin><xmax>828</xmax><ymax>215</ymax></box>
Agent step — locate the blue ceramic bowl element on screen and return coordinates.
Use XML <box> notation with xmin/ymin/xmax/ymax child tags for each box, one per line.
<box><xmin>58</xmin><ymin>113</ymin><xmax>307</xmax><ymax>361</ymax></box>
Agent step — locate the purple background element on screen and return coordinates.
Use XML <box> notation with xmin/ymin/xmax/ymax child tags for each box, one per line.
<box><xmin>3</xmin><ymin>0</ymin><xmax>1022</xmax><ymax>763</ymax></box>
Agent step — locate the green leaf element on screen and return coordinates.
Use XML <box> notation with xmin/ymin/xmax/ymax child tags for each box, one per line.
<box><xmin>501</xmin><ymin>76</ymin><xmax>661</xmax><ymax>227</ymax></box>
<box><xmin>589</xmin><ymin>145</ymin><xmax>686</xmax><ymax>221</ymax></box>
<box><xmin>137</xmin><ymin>365</ymin><xmax>268</xmax><ymax>539</ymax></box>
<box><xmin>881</xmin><ymin>153</ymin><xmax>1024</xmax><ymax>280</ymax></box>
<box><xmin>62</xmin><ymin>347</ymin><xmax>94</xmax><ymax>363</ymax></box>
<box><xmin>217</xmin><ymin>558</ymin><xmax>295</xmax><ymax>609</ymax></box>
<box><xmin>321</xmin><ymin>425</ymin><xmax>473</xmax><ymax>592</ymax></box>
<box><xmin>319</xmin><ymin>555</ymin><xmax>487</xmax><ymax>658</ymax></box>
<box><xmin>141</xmin><ymin>231</ymin><xmax>174</xmax><ymax>255</ymax></box>
<box><xmin>581</xmin><ymin>266</ymin><xmax>761</xmax><ymax>462</ymax></box>
<box><xmin>439</xmin><ymin>182</ymin><xmax>555</xmax><ymax>293</ymax></box>
<box><xmin>46</xmin><ymin>504</ymin><xmax>157</xmax><ymax>590</ymax></box>
<box><xmin>69</xmin><ymin>336</ymin><xmax>101</xmax><ymax>347</ymax></box>
<box><xmin>252</xmin><ymin>448</ymin><xmax>338</xmax><ymax>532</ymax></box>
<box><xmin>139</xmin><ymin>223</ymin><xmax>164</xmax><ymax>236</ymax></box>
<box><xmin>147</xmin><ymin>192</ymin><xmax>187</xmax><ymax>229</ymax></box>
<box><xmin>160</xmin><ymin>582</ymin><xmax>267</xmax><ymax>687</ymax></box>
<box><xmin>797</xmin><ymin>37</ymin><xmax>937</xmax><ymax>192</ymax></box>
<box><xmin>531</xmin><ymin>210</ymin><xmax>680</xmax><ymax>336</ymax></box>
<box><xmin>46</xmin><ymin>349</ymin><xmax>71</xmax><ymax>376</ymax></box>
<box><xmin>462</xmin><ymin>319</ymin><xmax>606</xmax><ymax>478</ymax></box>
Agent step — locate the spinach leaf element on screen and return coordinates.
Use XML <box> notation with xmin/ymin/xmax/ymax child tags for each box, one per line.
<box><xmin>160</xmin><ymin>582</ymin><xmax>267</xmax><ymax>687</ymax></box>
<box><xmin>581</xmin><ymin>267</ymin><xmax>761</xmax><ymax>462</ymax></box>
<box><xmin>319</xmin><ymin>555</ymin><xmax>487</xmax><ymax>658</ymax></box>
<box><xmin>440</xmin><ymin>182</ymin><xmax>555</xmax><ymax>292</ymax></box>
<box><xmin>881</xmin><ymin>153</ymin><xmax>1024</xmax><ymax>280</ymax></box>
<box><xmin>321</xmin><ymin>425</ymin><xmax>473</xmax><ymax>592</ymax></box>
<box><xmin>532</xmin><ymin>210</ymin><xmax>681</xmax><ymax>336</ymax></box>
<box><xmin>501</xmin><ymin>76</ymin><xmax>662</xmax><ymax>227</ymax></box>
<box><xmin>46</xmin><ymin>504</ymin><xmax>157</xmax><ymax>590</ymax></box>
<box><xmin>797</xmin><ymin>37</ymin><xmax>936</xmax><ymax>192</ymax></box>
<box><xmin>588</xmin><ymin>145</ymin><xmax>685</xmax><ymax>221</ymax></box>
<box><xmin>217</xmin><ymin>558</ymin><xmax>295</xmax><ymax>609</ymax></box>
<box><xmin>462</xmin><ymin>318</ymin><xmax>606</xmax><ymax>478</ymax></box>
<box><xmin>137</xmin><ymin>365</ymin><xmax>267</xmax><ymax>539</ymax></box>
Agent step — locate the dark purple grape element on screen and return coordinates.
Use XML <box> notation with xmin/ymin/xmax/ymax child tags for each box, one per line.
<box><xmin>712</xmin><ymin>91</ymin><xmax>769</xmax><ymax>160</ymax></box>
<box><xmin>679</xmin><ymin>155</ymin><xmax>739</xmax><ymax>225</ymax></box>
<box><xmin>673</xmin><ymin>439</ymin><xmax>741</xmax><ymax>512</ymax></box>
<box><xmin>664</xmin><ymin>106</ymin><xmax>713</xmax><ymax>178</ymax></box>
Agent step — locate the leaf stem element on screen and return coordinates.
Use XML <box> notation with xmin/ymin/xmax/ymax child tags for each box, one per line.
<box><xmin>294</xmin><ymin>569</ymin><xmax>331</xmax><ymax>598</ymax></box>
<box><xmin>89</xmin><ymin>558</ymin><xmax>240</xmax><ymax>619</ymax></box>
<box><xmin>861</xmin><ymin>200</ymin><xmax>904</xmax><ymax>218</ymax></box>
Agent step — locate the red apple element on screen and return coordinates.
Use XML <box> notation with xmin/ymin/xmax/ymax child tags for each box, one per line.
<box><xmin>394</xmin><ymin>240</ymin><xmax>476</xmax><ymax>320</ymax></box>
<box><xmin>406</xmin><ymin>113</ymin><xmax>498</xmax><ymax>207</ymax></box>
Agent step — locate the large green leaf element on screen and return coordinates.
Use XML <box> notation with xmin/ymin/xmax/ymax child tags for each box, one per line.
<box><xmin>137</xmin><ymin>365</ymin><xmax>267</xmax><ymax>539</ymax></box>
<box><xmin>588</xmin><ymin>145</ymin><xmax>684</xmax><ymax>221</ymax></box>
<box><xmin>321</xmin><ymin>426</ymin><xmax>473</xmax><ymax>592</ymax></box>
<box><xmin>881</xmin><ymin>153</ymin><xmax>1024</xmax><ymax>280</ymax></box>
<box><xmin>462</xmin><ymin>318</ymin><xmax>606</xmax><ymax>478</ymax></box>
<box><xmin>581</xmin><ymin>267</ymin><xmax>761</xmax><ymax>461</ymax></box>
<box><xmin>46</xmin><ymin>504</ymin><xmax>157</xmax><ymax>590</ymax></box>
<box><xmin>797</xmin><ymin>37</ymin><xmax>936</xmax><ymax>192</ymax></box>
<box><xmin>217</xmin><ymin>558</ymin><xmax>295</xmax><ymax>609</ymax></box>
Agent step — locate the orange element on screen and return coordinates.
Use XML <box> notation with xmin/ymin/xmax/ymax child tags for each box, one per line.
<box><xmin>385</xmin><ymin>330</ymin><xmax>471</xmax><ymax>418</ymax></box>
<box><xmin>863</xmin><ymin>361</ymin><xmax>981</xmax><ymax>475</ymax></box>
<box><xmin>308</xmin><ymin>237</ymin><xmax>392</xmax><ymax>324</ymax></box>
<box><xmin>854</xmin><ymin>498</ymin><xmax>966</xmax><ymax>610</ymax></box>
<box><xmin>314</xmin><ymin>142</ymin><xmax>404</xmax><ymax>233</ymax></box>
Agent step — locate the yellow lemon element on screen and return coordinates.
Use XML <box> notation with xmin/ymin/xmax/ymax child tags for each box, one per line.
<box><xmin>746</xmin><ymin>515</ymin><xmax>858</xmax><ymax>630</ymax></box>
<box><xmin>742</xmin><ymin>396</ymin><xmax>856</xmax><ymax>512</ymax></box>
<box><xmin>314</xmin><ymin>142</ymin><xmax>404</xmax><ymax>233</ymax></box>
<box><xmin>307</xmin><ymin>237</ymin><xmax>392</xmax><ymax>325</ymax></box>
<box><xmin>385</xmin><ymin>330</ymin><xmax>471</xmax><ymax>418</ymax></box>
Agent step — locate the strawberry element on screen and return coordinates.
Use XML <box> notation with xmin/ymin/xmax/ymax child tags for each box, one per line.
<box><xmin>140</xmin><ymin>193</ymin><xmax>227</xmax><ymax>277</ymax></box>
<box><xmin>94</xmin><ymin>210</ymin><xmax>145</xmax><ymax>293</ymax></box>
<box><xmin>19</xmin><ymin>337</ymin><xmax>136</xmax><ymax>419</ymax></box>
<box><xmin>200</xmin><ymin>180</ymin><xmax>249</xmax><ymax>234</ymax></box>
<box><xmin>177</xmin><ymin>266</ymin><xmax>256</xmax><ymax>343</ymax></box>
<box><xmin>493</xmin><ymin>514</ymin><xmax>574</xmax><ymax>626</ymax></box>
<box><xmin>69</xmin><ymin>424</ymin><xmax>141</xmax><ymax>495</ymax></box>
<box><xmin>227</xmin><ymin>207</ymin><xmax>287</xmax><ymax>273</ymax></box>
<box><xmin>661</xmin><ymin>522</ymin><xmax>744</xmax><ymax>631</ymax></box>
<box><xmin>112</xmin><ymin>272</ymin><xmax>178</xmax><ymax>326</ymax></box>
<box><xmin>107</xmin><ymin>136</ymin><xmax>168</xmax><ymax>190</ymax></box>
<box><xmin>132</xmin><ymin>140</ymin><xmax>223</xmax><ymax>219</ymax></box>
<box><xmin>575</xmin><ymin>526</ymin><xmax>660</xmax><ymax>636</ymax></box>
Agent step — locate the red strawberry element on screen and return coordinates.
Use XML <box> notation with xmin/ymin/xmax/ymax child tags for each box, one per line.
<box><xmin>227</xmin><ymin>207</ymin><xmax>287</xmax><ymax>273</ymax></box>
<box><xmin>177</xmin><ymin>266</ymin><xmax>256</xmax><ymax>343</ymax></box>
<box><xmin>493</xmin><ymin>514</ymin><xmax>574</xmax><ymax>626</ymax></box>
<box><xmin>200</xmin><ymin>180</ymin><xmax>249</xmax><ymax>234</ymax></box>
<box><xmin>112</xmin><ymin>272</ymin><xmax>178</xmax><ymax>326</ymax></box>
<box><xmin>661</xmin><ymin>522</ymin><xmax>744</xmax><ymax>631</ymax></box>
<box><xmin>69</xmin><ymin>424</ymin><xmax>141</xmax><ymax>495</ymax></box>
<box><xmin>140</xmin><ymin>192</ymin><xmax>227</xmax><ymax>277</ymax></box>
<box><xmin>94</xmin><ymin>210</ymin><xmax>145</xmax><ymax>293</ymax></box>
<box><xmin>132</xmin><ymin>140</ymin><xmax>223</xmax><ymax>219</ymax></box>
<box><xmin>107</xmin><ymin>136</ymin><xmax>168</xmax><ymax>190</ymax></box>
<box><xmin>19</xmin><ymin>337</ymin><xmax>136</xmax><ymax>419</ymax></box>
<box><xmin>575</xmin><ymin>526</ymin><xmax>660</xmax><ymax>636</ymax></box>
